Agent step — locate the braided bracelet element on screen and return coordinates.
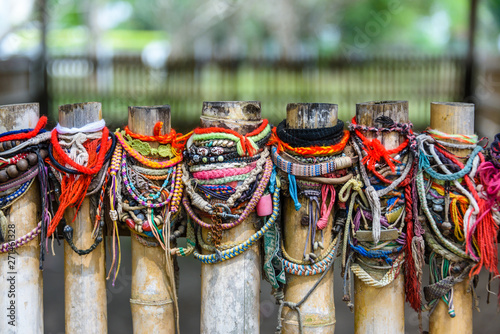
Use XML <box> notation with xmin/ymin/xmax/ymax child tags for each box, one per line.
<box><xmin>183</xmin><ymin>158</ymin><xmax>272</xmax><ymax>230</ymax></box>
<box><xmin>0</xmin><ymin>222</ymin><xmax>42</xmax><ymax>253</ymax></box>
<box><xmin>193</xmin><ymin>185</ymin><xmax>280</xmax><ymax>264</ymax></box>
<box><xmin>276</xmin><ymin>119</ymin><xmax>345</xmax><ymax>148</ymax></box>
<box><xmin>281</xmin><ymin>235</ymin><xmax>339</xmax><ymax>276</ymax></box>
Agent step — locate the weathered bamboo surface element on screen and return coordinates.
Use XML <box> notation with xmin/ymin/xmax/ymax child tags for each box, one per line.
<box><xmin>354</xmin><ymin>101</ymin><xmax>408</xmax><ymax>334</ymax></box>
<box><xmin>428</xmin><ymin>102</ymin><xmax>474</xmax><ymax>334</ymax></box>
<box><xmin>128</xmin><ymin>105</ymin><xmax>176</xmax><ymax>334</ymax></box>
<box><xmin>199</xmin><ymin>101</ymin><xmax>262</xmax><ymax>334</ymax></box>
<box><xmin>0</xmin><ymin>103</ymin><xmax>43</xmax><ymax>334</ymax></box>
<box><xmin>281</xmin><ymin>103</ymin><xmax>337</xmax><ymax>333</ymax></box>
<box><xmin>60</xmin><ymin>102</ymin><xmax>107</xmax><ymax>334</ymax></box>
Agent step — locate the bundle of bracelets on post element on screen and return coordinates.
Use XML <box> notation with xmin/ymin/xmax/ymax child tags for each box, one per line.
<box><xmin>110</xmin><ymin>122</ymin><xmax>193</xmax><ymax>280</ymax></box>
<box><xmin>417</xmin><ymin>129</ymin><xmax>499</xmax><ymax>316</ymax></box>
<box><xmin>341</xmin><ymin>116</ymin><xmax>423</xmax><ymax>312</ymax></box>
<box><xmin>182</xmin><ymin>119</ymin><xmax>279</xmax><ymax>264</ymax></box>
<box><xmin>45</xmin><ymin>119</ymin><xmax>115</xmax><ymax>263</ymax></box>
<box><xmin>0</xmin><ymin>117</ymin><xmax>50</xmax><ymax>268</ymax></box>
<box><xmin>266</xmin><ymin>117</ymin><xmax>353</xmax><ymax>328</ymax></box>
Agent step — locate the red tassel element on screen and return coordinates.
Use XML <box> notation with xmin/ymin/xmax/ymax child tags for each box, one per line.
<box><xmin>470</xmin><ymin>198</ymin><xmax>499</xmax><ymax>277</ymax></box>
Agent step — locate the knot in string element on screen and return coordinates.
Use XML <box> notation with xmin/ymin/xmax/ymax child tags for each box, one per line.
<box><xmin>361</xmin><ymin>137</ymin><xmax>401</xmax><ymax>173</ymax></box>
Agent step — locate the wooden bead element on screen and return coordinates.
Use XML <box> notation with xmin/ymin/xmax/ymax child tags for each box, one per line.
<box><xmin>16</xmin><ymin>159</ymin><xmax>29</xmax><ymax>172</ymax></box>
<box><xmin>3</xmin><ymin>141</ymin><xmax>12</xmax><ymax>150</ymax></box>
<box><xmin>0</xmin><ymin>170</ymin><xmax>9</xmax><ymax>183</ymax></box>
<box><xmin>27</xmin><ymin>153</ymin><xmax>38</xmax><ymax>166</ymax></box>
<box><xmin>39</xmin><ymin>149</ymin><xmax>48</xmax><ymax>159</ymax></box>
<box><xmin>6</xmin><ymin>165</ymin><xmax>18</xmax><ymax>178</ymax></box>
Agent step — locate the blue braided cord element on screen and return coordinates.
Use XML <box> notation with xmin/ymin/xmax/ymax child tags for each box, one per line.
<box><xmin>0</xmin><ymin>128</ymin><xmax>48</xmax><ymax>139</ymax></box>
<box><xmin>349</xmin><ymin>243</ymin><xmax>402</xmax><ymax>265</ymax></box>
<box><xmin>193</xmin><ymin>186</ymin><xmax>281</xmax><ymax>264</ymax></box>
<box><xmin>419</xmin><ymin>145</ymin><xmax>482</xmax><ymax>181</ymax></box>
<box><xmin>281</xmin><ymin>246</ymin><xmax>336</xmax><ymax>276</ymax></box>
<box><xmin>269</xmin><ymin>165</ymin><xmax>277</xmax><ymax>194</ymax></box>
<box><xmin>288</xmin><ymin>174</ymin><xmax>301</xmax><ymax>211</ymax></box>
<box><xmin>0</xmin><ymin>180</ymin><xmax>31</xmax><ymax>207</ymax></box>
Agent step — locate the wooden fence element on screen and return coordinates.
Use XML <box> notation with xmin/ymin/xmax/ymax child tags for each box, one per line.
<box><xmin>47</xmin><ymin>54</ymin><xmax>467</xmax><ymax>131</ymax></box>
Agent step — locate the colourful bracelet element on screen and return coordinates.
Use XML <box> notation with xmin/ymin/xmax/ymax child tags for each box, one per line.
<box><xmin>271</xmin><ymin>146</ymin><xmax>353</xmax><ymax>177</ymax></box>
<box><xmin>183</xmin><ymin>157</ymin><xmax>272</xmax><ymax>230</ymax></box>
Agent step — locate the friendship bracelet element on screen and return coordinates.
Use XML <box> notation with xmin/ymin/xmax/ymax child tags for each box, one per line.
<box><xmin>0</xmin><ymin>222</ymin><xmax>42</xmax><ymax>253</ymax></box>
<box><xmin>271</xmin><ymin>146</ymin><xmax>353</xmax><ymax>177</ymax></box>
<box><xmin>183</xmin><ymin>157</ymin><xmax>272</xmax><ymax>230</ymax></box>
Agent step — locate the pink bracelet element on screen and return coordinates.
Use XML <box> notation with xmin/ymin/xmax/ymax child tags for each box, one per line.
<box><xmin>191</xmin><ymin>163</ymin><xmax>256</xmax><ymax>180</ymax></box>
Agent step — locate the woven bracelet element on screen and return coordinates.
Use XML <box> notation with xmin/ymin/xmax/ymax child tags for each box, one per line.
<box><xmin>271</xmin><ymin>146</ymin><xmax>353</xmax><ymax>177</ymax></box>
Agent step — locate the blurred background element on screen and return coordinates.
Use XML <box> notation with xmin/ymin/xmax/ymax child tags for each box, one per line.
<box><xmin>1</xmin><ymin>0</ymin><xmax>500</xmax><ymax>333</ymax></box>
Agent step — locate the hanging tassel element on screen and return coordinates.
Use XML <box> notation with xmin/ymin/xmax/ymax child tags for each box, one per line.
<box><xmin>470</xmin><ymin>198</ymin><xmax>499</xmax><ymax>277</ymax></box>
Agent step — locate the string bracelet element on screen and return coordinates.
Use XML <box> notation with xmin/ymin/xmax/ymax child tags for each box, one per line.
<box><xmin>191</xmin><ymin>119</ymin><xmax>271</xmax><ymax>157</ymax></box>
<box><xmin>271</xmin><ymin>146</ymin><xmax>353</xmax><ymax>177</ymax></box>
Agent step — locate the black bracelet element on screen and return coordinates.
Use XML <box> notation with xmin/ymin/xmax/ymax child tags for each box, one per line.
<box><xmin>48</xmin><ymin>133</ymin><xmax>116</xmax><ymax>175</ymax></box>
<box><xmin>276</xmin><ymin>119</ymin><xmax>345</xmax><ymax>148</ymax></box>
<box><xmin>63</xmin><ymin>219</ymin><xmax>104</xmax><ymax>256</ymax></box>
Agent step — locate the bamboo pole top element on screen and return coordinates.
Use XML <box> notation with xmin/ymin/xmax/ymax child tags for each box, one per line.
<box><xmin>128</xmin><ymin>105</ymin><xmax>171</xmax><ymax>135</ymax></box>
<box><xmin>430</xmin><ymin>102</ymin><xmax>474</xmax><ymax>135</ymax></box>
<box><xmin>0</xmin><ymin>103</ymin><xmax>40</xmax><ymax>131</ymax></box>
<box><xmin>200</xmin><ymin>101</ymin><xmax>262</xmax><ymax>134</ymax></box>
<box><xmin>356</xmin><ymin>100</ymin><xmax>409</xmax><ymax>149</ymax></box>
<box><xmin>286</xmin><ymin>103</ymin><xmax>338</xmax><ymax>128</ymax></box>
<box><xmin>58</xmin><ymin>102</ymin><xmax>102</xmax><ymax>127</ymax></box>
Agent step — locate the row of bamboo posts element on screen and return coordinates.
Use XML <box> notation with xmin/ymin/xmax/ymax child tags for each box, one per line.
<box><xmin>0</xmin><ymin>100</ymin><xmax>480</xmax><ymax>333</ymax></box>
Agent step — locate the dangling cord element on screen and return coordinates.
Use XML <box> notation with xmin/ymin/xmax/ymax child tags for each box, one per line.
<box><xmin>288</xmin><ymin>174</ymin><xmax>301</xmax><ymax>211</ymax></box>
<box><xmin>163</xmin><ymin>212</ymin><xmax>180</xmax><ymax>334</ymax></box>
<box><xmin>317</xmin><ymin>185</ymin><xmax>335</xmax><ymax>230</ymax></box>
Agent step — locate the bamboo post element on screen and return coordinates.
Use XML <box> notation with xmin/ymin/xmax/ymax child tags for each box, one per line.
<box><xmin>281</xmin><ymin>103</ymin><xmax>337</xmax><ymax>333</ymax></box>
<box><xmin>128</xmin><ymin>105</ymin><xmax>176</xmax><ymax>334</ymax></box>
<box><xmin>0</xmin><ymin>103</ymin><xmax>43</xmax><ymax>333</ymax></box>
<box><xmin>429</xmin><ymin>102</ymin><xmax>474</xmax><ymax>334</ymax></box>
<box><xmin>354</xmin><ymin>101</ymin><xmax>408</xmax><ymax>334</ymax></box>
<box><xmin>199</xmin><ymin>101</ymin><xmax>262</xmax><ymax>334</ymax></box>
<box><xmin>60</xmin><ymin>102</ymin><xmax>107</xmax><ymax>334</ymax></box>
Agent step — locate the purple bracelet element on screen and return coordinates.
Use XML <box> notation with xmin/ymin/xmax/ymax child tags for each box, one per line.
<box><xmin>0</xmin><ymin>222</ymin><xmax>41</xmax><ymax>253</ymax></box>
<box><xmin>183</xmin><ymin>157</ymin><xmax>272</xmax><ymax>230</ymax></box>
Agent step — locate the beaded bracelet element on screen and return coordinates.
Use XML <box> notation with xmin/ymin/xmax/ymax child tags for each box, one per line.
<box><xmin>191</xmin><ymin>119</ymin><xmax>271</xmax><ymax>157</ymax></box>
